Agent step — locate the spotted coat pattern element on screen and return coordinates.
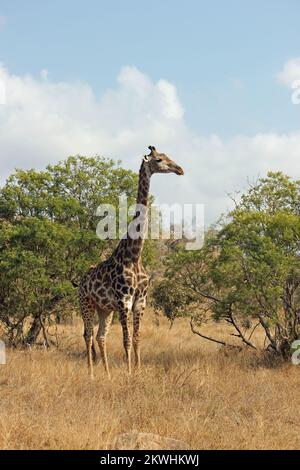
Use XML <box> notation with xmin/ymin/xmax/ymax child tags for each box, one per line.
<box><xmin>78</xmin><ymin>146</ymin><xmax>184</xmax><ymax>378</ymax></box>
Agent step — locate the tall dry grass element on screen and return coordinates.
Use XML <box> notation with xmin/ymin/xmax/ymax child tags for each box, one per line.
<box><xmin>0</xmin><ymin>312</ymin><xmax>300</xmax><ymax>450</ymax></box>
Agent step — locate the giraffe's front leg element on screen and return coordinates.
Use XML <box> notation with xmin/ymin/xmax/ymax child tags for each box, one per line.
<box><xmin>80</xmin><ymin>296</ymin><xmax>96</xmax><ymax>380</ymax></box>
<box><xmin>132</xmin><ymin>295</ymin><xmax>147</xmax><ymax>369</ymax></box>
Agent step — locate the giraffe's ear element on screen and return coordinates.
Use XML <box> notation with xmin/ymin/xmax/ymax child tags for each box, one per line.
<box><xmin>143</xmin><ymin>154</ymin><xmax>150</xmax><ymax>162</ymax></box>
<box><xmin>148</xmin><ymin>145</ymin><xmax>157</xmax><ymax>156</ymax></box>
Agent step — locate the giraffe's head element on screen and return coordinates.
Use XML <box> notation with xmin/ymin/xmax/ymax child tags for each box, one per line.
<box><xmin>143</xmin><ymin>146</ymin><xmax>184</xmax><ymax>176</ymax></box>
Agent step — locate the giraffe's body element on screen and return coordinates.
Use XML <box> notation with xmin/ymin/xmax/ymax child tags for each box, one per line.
<box><xmin>79</xmin><ymin>146</ymin><xmax>184</xmax><ymax>378</ymax></box>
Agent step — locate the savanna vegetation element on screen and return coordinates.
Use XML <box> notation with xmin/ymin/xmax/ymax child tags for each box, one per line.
<box><xmin>153</xmin><ymin>172</ymin><xmax>300</xmax><ymax>359</ymax></box>
<box><xmin>0</xmin><ymin>158</ymin><xmax>299</xmax><ymax>357</ymax></box>
<box><xmin>0</xmin><ymin>156</ymin><xmax>300</xmax><ymax>449</ymax></box>
<box><xmin>0</xmin><ymin>156</ymin><xmax>139</xmax><ymax>345</ymax></box>
<box><xmin>1</xmin><ymin>315</ymin><xmax>300</xmax><ymax>450</ymax></box>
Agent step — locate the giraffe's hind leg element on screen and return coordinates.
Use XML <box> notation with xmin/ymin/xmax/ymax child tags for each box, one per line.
<box><xmin>96</xmin><ymin>310</ymin><xmax>113</xmax><ymax>378</ymax></box>
<box><xmin>132</xmin><ymin>294</ymin><xmax>147</xmax><ymax>369</ymax></box>
<box><xmin>118</xmin><ymin>306</ymin><xmax>132</xmax><ymax>375</ymax></box>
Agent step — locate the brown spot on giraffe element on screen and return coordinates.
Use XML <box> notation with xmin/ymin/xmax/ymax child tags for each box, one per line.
<box><xmin>78</xmin><ymin>146</ymin><xmax>184</xmax><ymax>379</ymax></box>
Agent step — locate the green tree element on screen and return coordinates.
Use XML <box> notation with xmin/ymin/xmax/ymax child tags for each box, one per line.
<box><xmin>0</xmin><ymin>156</ymin><xmax>138</xmax><ymax>345</ymax></box>
<box><xmin>155</xmin><ymin>173</ymin><xmax>300</xmax><ymax>358</ymax></box>
<box><xmin>152</xmin><ymin>278</ymin><xmax>197</xmax><ymax>327</ymax></box>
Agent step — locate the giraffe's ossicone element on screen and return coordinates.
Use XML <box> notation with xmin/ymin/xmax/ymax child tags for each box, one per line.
<box><xmin>79</xmin><ymin>146</ymin><xmax>184</xmax><ymax>378</ymax></box>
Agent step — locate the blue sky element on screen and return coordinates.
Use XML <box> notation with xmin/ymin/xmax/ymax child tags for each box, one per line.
<box><xmin>0</xmin><ymin>1</ymin><xmax>300</xmax><ymax>222</ymax></box>
<box><xmin>1</xmin><ymin>0</ymin><xmax>300</xmax><ymax>135</ymax></box>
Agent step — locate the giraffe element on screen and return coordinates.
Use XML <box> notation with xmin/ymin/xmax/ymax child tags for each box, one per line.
<box><xmin>78</xmin><ymin>146</ymin><xmax>184</xmax><ymax>378</ymax></box>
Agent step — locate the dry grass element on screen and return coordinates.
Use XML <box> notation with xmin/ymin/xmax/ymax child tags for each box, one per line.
<box><xmin>0</xmin><ymin>312</ymin><xmax>300</xmax><ymax>450</ymax></box>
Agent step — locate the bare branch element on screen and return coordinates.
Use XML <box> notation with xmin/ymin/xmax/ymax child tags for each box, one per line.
<box><xmin>190</xmin><ymin>317</ymin><xmax>240</xmax><ymax>349</ymax></box>
<box><xmin>227</xmin><ymin>308</ymin><xmax>257</xmax><ymax>349</ymax></box>
<box><xmin>248</xmin><ymin>321</ymin><xmax>260</xmax><ymax>342</ymax></box>
<box><xmin>257</xmin><ymin>313</ymin><xmax>277</xmax><ymax>351</ymax></box>
<box><xmin>175</xmin><ymin>282</ymin><xmax>221</xmax><ymax>304</ymax></box>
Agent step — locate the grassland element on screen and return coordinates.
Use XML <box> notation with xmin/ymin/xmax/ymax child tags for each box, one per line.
<box><xmin>0</xmin><ymin>312</ymin><xmax>300</xmax><ymax>450</ymax></box>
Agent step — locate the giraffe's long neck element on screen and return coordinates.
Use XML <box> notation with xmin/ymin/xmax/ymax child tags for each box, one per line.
<box><xmin>115</xmin><ymin>161</ymin><xmax>151</xmax><ymax>263</ymax></box>
<box><xmin>136</xmin><ymin>160</ymin><xmax>151</xmax><ymax>208</ymax></box>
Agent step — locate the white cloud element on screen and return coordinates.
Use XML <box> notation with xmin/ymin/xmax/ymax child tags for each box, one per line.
<box><xmin>40</xmin><ymin>69</ymin><xmax>49</xmax><ymax>81</ymax></box>
<box><xmin>277</xmin><ymin>57</ymin><xmax>300</xmax><ymax>87</ymax></box>
<box><xmin>0</xmin><ymin>63</ymin><xmax>299</xmax><ymax>224</ymax></box>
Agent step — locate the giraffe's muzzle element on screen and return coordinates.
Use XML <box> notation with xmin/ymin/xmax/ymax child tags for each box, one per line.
<box><xmin>174</xmin><ymin>165</ymin><xmax>184</xmax><ymax>175</ymax></box>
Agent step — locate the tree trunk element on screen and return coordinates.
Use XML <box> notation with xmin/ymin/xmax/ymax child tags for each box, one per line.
<box><xmin>13</xmin><ymin>322</ymin><xmax>25</xmax><ymax>346</ymax></box>
<box><xmin>25</xmin><ymin>316</ymin><xmax>42</xmax><ymax>345</ymax></box>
